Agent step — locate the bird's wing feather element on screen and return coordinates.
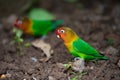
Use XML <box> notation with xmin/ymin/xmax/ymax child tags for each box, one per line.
<box><xmin>32</xmin><ymin>20</ymin><xmax>54</xmax><ymax>35</ymax></box>
<box><xmin>73</xmin><ymin>39</ymin><xmax>101</xmax><ymax>57</ymax></box>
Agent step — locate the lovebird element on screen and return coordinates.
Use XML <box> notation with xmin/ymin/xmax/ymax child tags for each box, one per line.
<box><xmin>14</xmin><ymin>17</ymin><xmax>63</xmax><ymax>37</ymax></box>
<box><xmin>56</xmin><ymin>26</ymin><xmax>109</xmax><ymax>60</ymax></box>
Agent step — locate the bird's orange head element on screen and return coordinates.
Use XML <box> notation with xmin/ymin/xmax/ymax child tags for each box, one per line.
<box><xmin>14</xmin><ymin>18</ymin><xmax>24</xmax><ymax>29</ymax></box>
<box><xmin>14</xmin><ymin>17</ymin><xmax>30</xmax><ymax>30</ymax></box>
<box><xmin>56</xmin><ymin>26</ymin><xmax>78</xmax><ymax>43</ymax></box>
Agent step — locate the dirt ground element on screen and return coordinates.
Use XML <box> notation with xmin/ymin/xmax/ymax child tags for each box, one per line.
<box><xmin>0</xmin><ymin>0</ymin><xmax>120</xmax><ymax>80</ymax></box>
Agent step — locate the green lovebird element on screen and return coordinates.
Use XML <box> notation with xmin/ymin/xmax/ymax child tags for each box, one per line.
<box><xmin>56</xmin><ymin>26</ymin><xmax>109</xmax><ymax>60</ymax></box>
<box><xmin>14</xmin><ymin>17</ymin><xmax>63</xmax><ymax>37</ymax></box>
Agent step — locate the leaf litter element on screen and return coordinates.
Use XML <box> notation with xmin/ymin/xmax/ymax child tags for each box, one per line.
<box><xmin>31</xmin><ymin>39</ymin><xmax>54</xmax><ymax>62</ymax></box>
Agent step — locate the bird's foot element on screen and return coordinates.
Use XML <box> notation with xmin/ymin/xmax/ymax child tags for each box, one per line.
<box><xmin>78</xmin><ymin>72</ymin><xmax>88</xmax><ymax>78</ymax></box>
<box><xmin>90</xmin><ymin>60</ymin><xmax>98</xmax><ymax>64</ymax></box>
<box><xmin>70</xmin><ymin>71</ymin><xmax>87</xmax><ymax>80</ymax></box>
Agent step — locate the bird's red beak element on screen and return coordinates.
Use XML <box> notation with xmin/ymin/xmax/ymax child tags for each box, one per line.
<box><xmin>14</xmin><ymin>18</ymin><xmax>19</xmax><ymax>27</ymax></box>
<box><xmin>56</xmin><ymin>29</ymin><xmax>61</xmax><ymax>38</ymax></box>
<box><xmin>14</xmin><ymin>23</ymin><xmax>17</xmax><ymax>27</ymax></box>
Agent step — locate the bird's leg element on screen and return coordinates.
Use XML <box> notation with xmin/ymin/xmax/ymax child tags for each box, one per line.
<box><xmin>41</xmin><ymin>35</ymin><xmax>47</xmax><ymax>40</ymax></box>
<box><xmin>77</xmin><ymin>71</ymin><xmax>88</xmax><ymax>79</ymax></box>
<box><xmin>70</xmin><ymin>69</ymin><xmax>87</xmax><ymax>80</ymax></box>
<box><xmin>29</xmin><ymin>37</ymin><xmax>35</xmax><ymax>41</ymax></box>
<box><xmin>90</xmin><ymin>59</ymin><xmax>98</xmax><ymax>64</ymax></box>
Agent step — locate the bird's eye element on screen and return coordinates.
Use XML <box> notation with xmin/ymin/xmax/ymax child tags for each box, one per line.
<box><xmin>61</xmin><ymin>30</ymin><xmax>65</xmax><ymax>33</ymax></box>
<box><xmin>18</xmin><ymin>20</ymin><xmax>22</xmax><ymax>25</ymax></box>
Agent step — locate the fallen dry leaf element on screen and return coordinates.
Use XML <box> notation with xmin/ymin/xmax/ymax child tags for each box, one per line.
<box><xmin>32</xmin><ymin>39</ymin><xmax>53</xmax><ymax>62</ymax></box>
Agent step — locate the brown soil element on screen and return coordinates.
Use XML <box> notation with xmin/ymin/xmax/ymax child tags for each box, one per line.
<box><xmin>0</xmin><ymin>0</ymin><xmax>120</xmax><ymax>80</ymax></box>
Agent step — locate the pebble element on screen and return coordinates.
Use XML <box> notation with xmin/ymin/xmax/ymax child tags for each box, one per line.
<box><xmin>1</xmin><ymin>74</ymin><xmax>6</xmax><ymax>79</ymax></box>
<box><xmin>71</xmin><ymin>58</ymin><xmax>85</xmax><ymax>72</ymax></box>
<box><xmin>48</xmin><ymin>76</ymin><xmax>56</xmax><ymax>80</ymax></box>
<box><xmin>117</xmin><ymin>60</ymin><xmax>120</xmax><ymax>67</ymax></box>
<box><xmin>31</xmin><ymin>57</ymin><xmax>38</xmax><ymax>62</ymax></box>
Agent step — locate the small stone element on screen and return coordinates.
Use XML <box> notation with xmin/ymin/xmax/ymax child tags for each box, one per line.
<box><xmin>32</xmin><ymin>77</ymin><xmax>37</xmax><ymax>80</ymax></box>
<box><xmin>48</xmin><ymin>76</ymin><xmax>56</xmax><ymax>80</ymax></box>
<box><xmin>31</xmin><ymin>57</ymin><xmax>38</xmax><ymax>62</ymax></box>
<box><xmin>86</xmin><ymin>66</ymin><xmax>94</xmax><ymax>70</ymax></box>
<box><xmin>1</xmin><ymin>74</ymin><xmax>6</xmax><ymax>79</ymax></box>
<box><xmin>90</xmin><ymin>66</ymin><xmax>94</xmax><ymax>69</ymax></box>
<box><xmin>71</xmin><ymin>58</ymin><xmax>85</xmax><ymax>72</ymax></box>
<box><xmin>117</xmin><ymin>60</ymin><xmax>120</xmax><ymax>67</ymax></box>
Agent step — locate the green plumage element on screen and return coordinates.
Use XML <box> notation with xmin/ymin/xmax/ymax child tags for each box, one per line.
<box><xmin>15</xmin><ymin>8</ymin><xmax>63</xmax><ymax>37</ymax></box>
<box><xmin>32</xmin><ymin>20</ymin><xmax>63</xmax><ymax>36</ymax></box>
<box><xmin>56</xmin><ymin>27</ymin><xmax>109</xmax><ymax>61</ymax></box>
<box><xmin>71</xmin><ymin>38</ymin><xmax>109</xmax><ymax>60</ymax></box>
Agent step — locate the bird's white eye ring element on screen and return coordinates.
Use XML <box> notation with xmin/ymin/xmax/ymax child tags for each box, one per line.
<box><xmin>61</xmin><ymin>30</ymin><xmax>65</xmax><ymax>33</ymax></box>
<box><xmin>18</xmin><ymin>20</ymin><xmax>22</xmax><ymax>24</ymax></box>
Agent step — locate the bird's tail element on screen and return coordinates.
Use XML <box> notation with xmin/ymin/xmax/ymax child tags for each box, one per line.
<box><xmin>98</xmin><ymin>56</ymin><xmax>109</xmax><ymax>60</ymax></box>
<box><xmin>52</xmin><ymin>20</ymin><xmax>64</xmax><ymax>29</ymax></box>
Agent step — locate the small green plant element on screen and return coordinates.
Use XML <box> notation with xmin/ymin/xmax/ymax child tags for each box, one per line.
<box><xmin>72</xmin><ymin>76</ymin><xmax>78</xmax><ymax>80</ymax></box>
<box><xmin>13</xmin><ymin>28</ymin><xmax>23</xmax><ymax>43</ymax></box>
<box><xmin>24</xmin><ymin>42</ymin><xmax>31</xmax><ymax>47</ymax></box>
<box><xmin>13</xmin><ymin>28</ymin><xmax>24</xmax><ymax>55</ymax></box>
<box><xmin>71</xmin><ymin>72</ymin><xmax>87</xmax><ymax>80</ymax></box>
<box><xmin>64</xmin><ymin>63</ymin><xmax>72</xmax><ymax>69</ymax></box>
<box><xmin>13</xmin><ymin>28</ymin><xmax>31</xmax><ymax>55</ymax></box>
<box><xmin>64</xmin><ymin>62</ymin><xmax>87</xmax><ymax>80</ymax></box>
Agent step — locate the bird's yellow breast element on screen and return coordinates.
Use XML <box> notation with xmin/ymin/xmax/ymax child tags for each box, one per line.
<box><xmin>24</xmin><ymin>20</ymin><xmax>34</xmax><ymax>35</ymax></box>
<box><xmin>65</xmin><ymin>42</ymin><xmax>73</xmax><ymax>52</ymax></box>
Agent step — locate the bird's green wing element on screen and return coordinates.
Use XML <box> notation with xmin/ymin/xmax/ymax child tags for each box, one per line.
<box><xmin>73</xmin><ymin>39</ymin><xmax>102</xmax><ymax>57</ymax></box>
<box><xmin>32</xmin><ymin>20</ymin><xmax>63</xmax><ymax>36</ymax></box>
<box><xmin>32</xmin><ymin>20</ymin><xmax>54</xmax><ymax>36</ymax></box>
